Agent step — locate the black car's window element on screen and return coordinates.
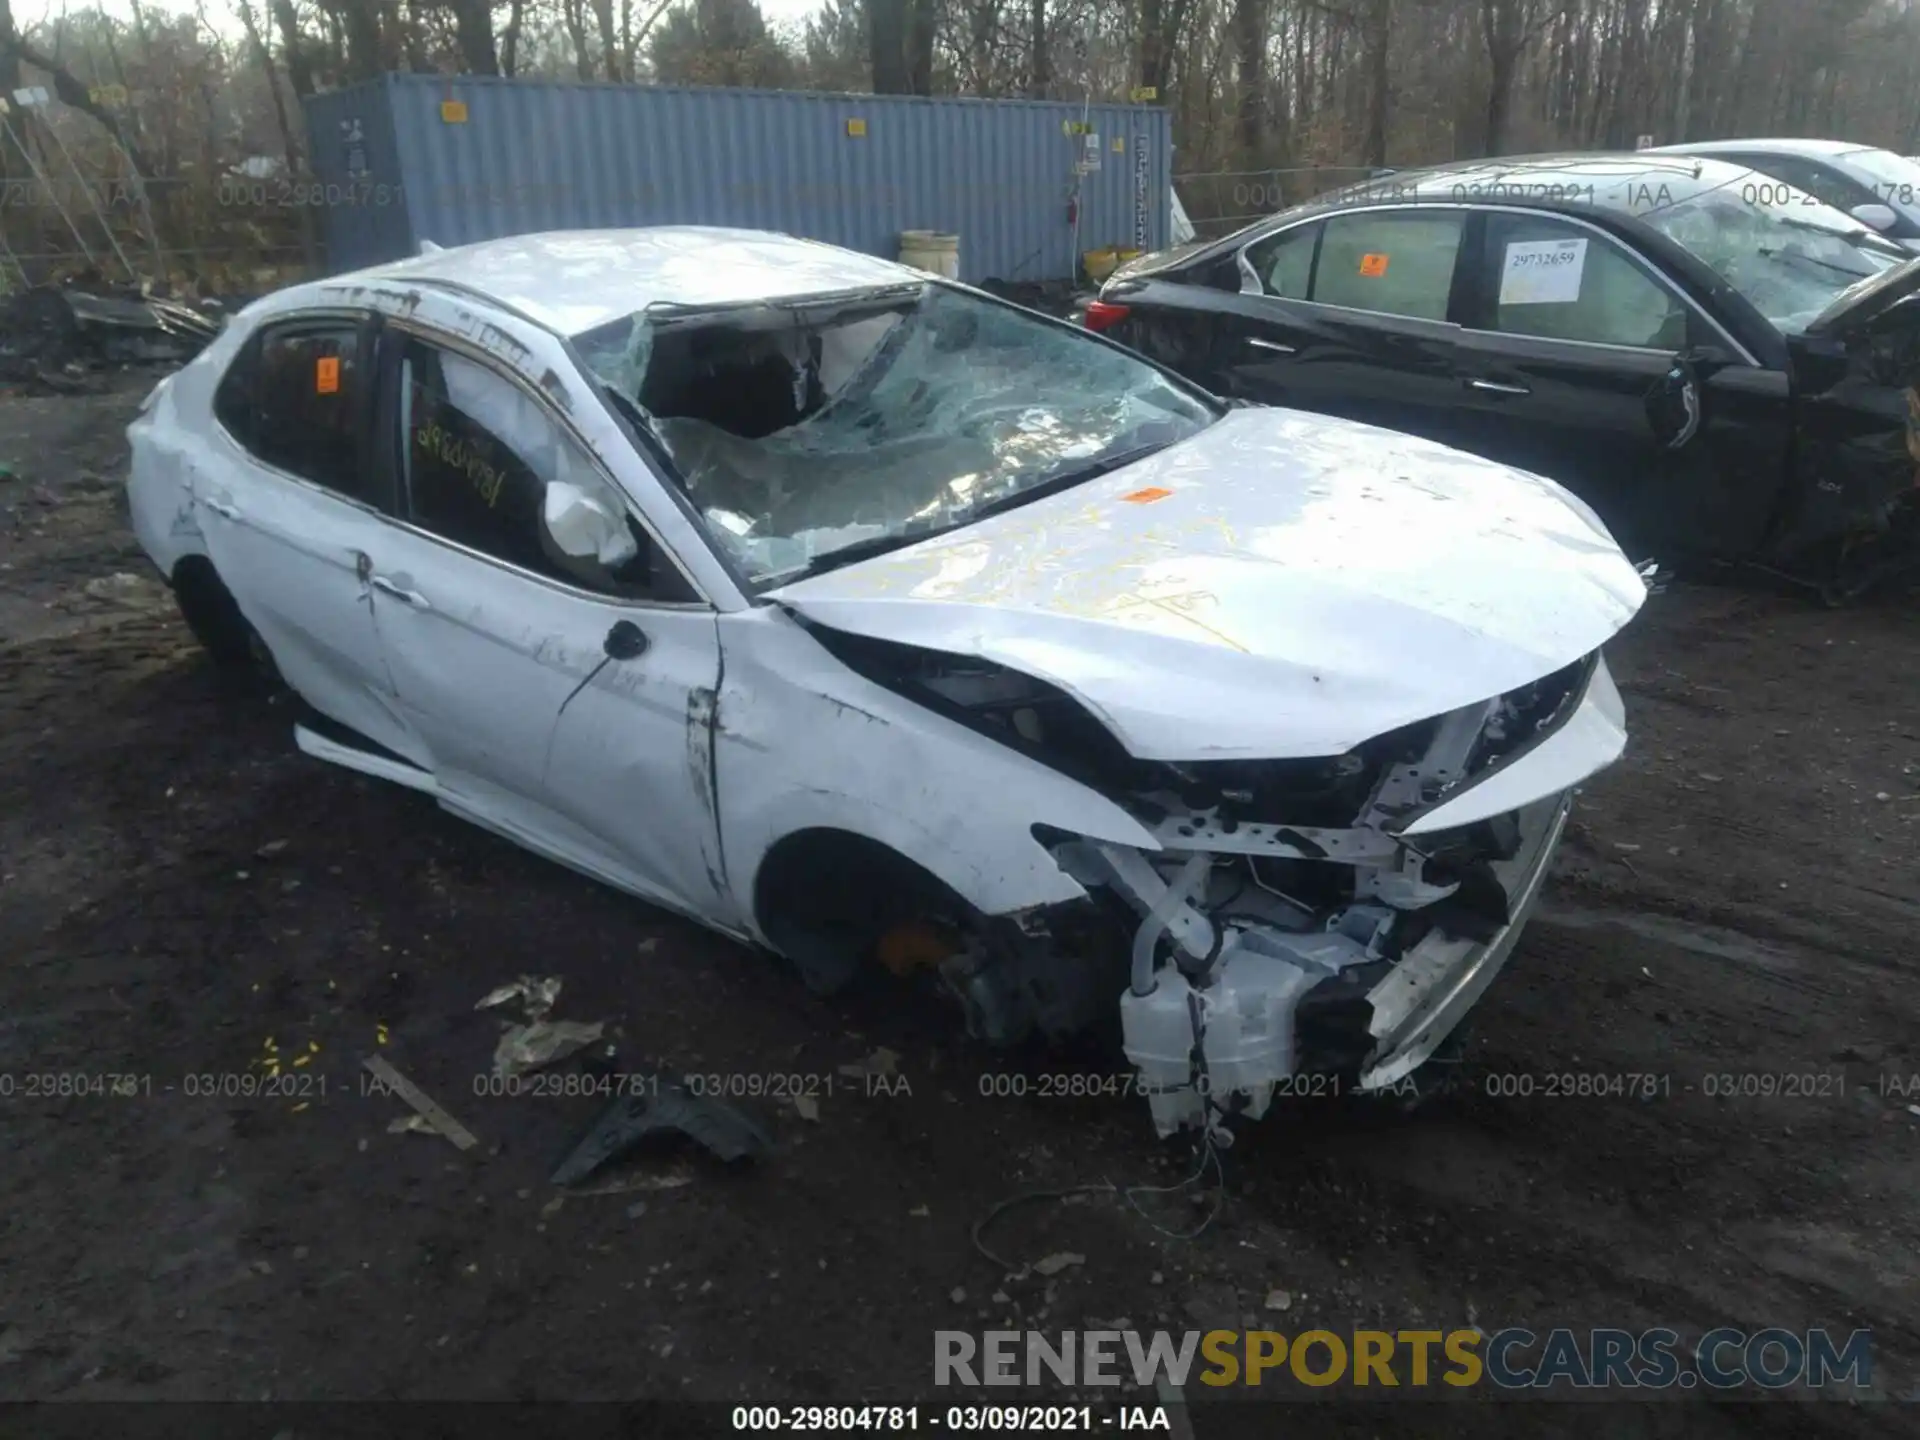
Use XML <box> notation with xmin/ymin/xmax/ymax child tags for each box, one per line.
<box><xmin>1313</xmin><ymin>211</ymin><xmax>1463</xmax><ymax>321</ymax></box>
<box><xmin>1743</xmin><ymin>155</ymin><xmax>1863</xmax><ymax>213</ymax></box>
<box><xmin>248</xmin><ymin>323</ymin><xmax>369</xmax><ymax>501</ymax></box>
<box><xmin>1473</xmin><ymin>214</ymin><xmax>1687</xmax><ymax>350</ymax></box>
<box><xmin>1242</xmin><ymin>222</ymin><xmax>1319</xmax><ymax>298</ymax></box>
<box><xmin>397</xmin><ymin>338</ymin><xmax>688</xmax><ymax>602</ymax></box>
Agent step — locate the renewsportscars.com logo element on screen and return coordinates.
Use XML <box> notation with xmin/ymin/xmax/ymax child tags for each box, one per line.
<box><xmin>934</xmin><ymin>1327</ymin><xmax>1875</xmax><ymax>1392</ymax></box>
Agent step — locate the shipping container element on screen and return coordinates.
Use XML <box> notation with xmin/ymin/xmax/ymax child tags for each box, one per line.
<box><xmin>302</xmin><ymin>75</ymin><xmax>1172</xmax><ymax>284</ymax></box>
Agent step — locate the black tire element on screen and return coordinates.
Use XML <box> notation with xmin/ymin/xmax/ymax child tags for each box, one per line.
<box><xmin>171</xmin><ymin>558</ymin><xmax>279</xmax><ymax>689</ymax></box>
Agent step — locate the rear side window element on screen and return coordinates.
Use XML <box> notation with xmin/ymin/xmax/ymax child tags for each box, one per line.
<box><xmin>1242</xmin><ymin>223</ymin><xmax>1319</xmax><ymax>298</ymax></box>
<box><xmin>248</xmin><ymin>323</ymin><xmax>370</xmax><ymax>501</ymax></box>
<box><xmin>1313</xmin><ymin>211</ymin><xmax>1464</xmax><ymax>320</ymax></box>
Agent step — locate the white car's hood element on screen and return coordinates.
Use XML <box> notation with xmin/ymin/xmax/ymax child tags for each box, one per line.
<box><xmin>769</xmin><ymin>408</ymin><xmax>1647</xmax><ymax>761</ymax></box>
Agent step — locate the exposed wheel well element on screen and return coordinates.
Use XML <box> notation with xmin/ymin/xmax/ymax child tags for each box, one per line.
<box><xmin>752</xmin><ymin>828</ymin><xmax>973</xmax><ymax>993</ymax></box>
<box><xmin>170</xmin><ymin>553</ymin><xmax>274</xmax><ymax>681</ymax></box>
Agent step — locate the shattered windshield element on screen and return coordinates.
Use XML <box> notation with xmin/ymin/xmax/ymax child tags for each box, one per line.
<box><xmin>573</xmin><ymin>282</ymin><xmax>1217</xmax><ymax>588</ymax></box>
<box><xmin>1633</xmin><ymin>179</ymin><xmax>1907</xmax><ymax>333</ymax></box>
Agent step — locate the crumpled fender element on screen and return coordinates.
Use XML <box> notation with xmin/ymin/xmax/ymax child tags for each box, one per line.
<box><xmin>712</xmin><ymin>606</ymin><xmax>1160</xmax><ymax>933</ymax></box>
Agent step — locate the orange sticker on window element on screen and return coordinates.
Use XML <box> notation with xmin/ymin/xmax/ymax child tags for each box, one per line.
<box><xmin>1358</xmin><ymin>253</ymin><xmax>1390</xmax><ymax>277</ymax></box>
<box><xmin>1123</xmin><ymin>487</ymin><xmax>1172</xmax><ymax>504</ymax></box>
<box><xmin>315</xmin><ymin>356</ymin><xmax>340</xmax><ymax>394</ymax></box>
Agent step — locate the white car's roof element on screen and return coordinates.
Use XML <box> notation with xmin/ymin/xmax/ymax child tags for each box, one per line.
<box><xmin>1646</xmin><ymin>138</ymin><xmax>1875</xmax><ymax>158</ymax></box>
<box><xmin>319</xmin><ymin>227</ymin><xmax>924</xmax><ymax>337</ymax></box>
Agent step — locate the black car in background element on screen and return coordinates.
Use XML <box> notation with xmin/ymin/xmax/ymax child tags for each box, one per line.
<box><xmin>1087</xmin><ymin>154</ymin><xmax>1920</xmax><ymax>601</ymax></box>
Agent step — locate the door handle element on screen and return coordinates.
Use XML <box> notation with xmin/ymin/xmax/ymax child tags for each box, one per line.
<box><xmin>201</xmin><ymin>495</ymin><xmax>239</xmax><ymax>520</ymax></box>
<box><xmin>369</xmin><ymin>574</ymin><xmax>431</xmax><ymax>610</ymax></box>
<box><xmin>1467</xmin><ymin>378</ymin><xmax>1531</xmax><ymax>396</ymax></box>
<box><xmin>1247</xmin><ymin>337</ymin><xmax>1297</xmax><ymax>354</ymax></box>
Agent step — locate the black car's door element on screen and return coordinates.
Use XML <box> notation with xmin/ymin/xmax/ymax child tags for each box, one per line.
<box><xmin>1203</xmin><ymin>208</ymin><xmax>1476</xmax><ymax>449</ymax></box>
<box><xmin>1450</xmin><ymin>208</ymin><xmax>1792</xmax><ymax>559</ymax></box>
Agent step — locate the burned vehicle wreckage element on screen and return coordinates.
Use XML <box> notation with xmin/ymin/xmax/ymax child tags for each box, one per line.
<box><xmin>126</xmin><ymin>230</ymin><xmax>1644</xmax><ymax>1138</ymax></box>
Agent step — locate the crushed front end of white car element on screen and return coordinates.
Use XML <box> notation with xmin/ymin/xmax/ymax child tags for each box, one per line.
<box><xmin>759</xmin><ymin>403</ymin><xmax>1646</xmax><ymax>1138</ymax></box>
<box><xmin>785</xmin><ymin>611</ymin><xmax>1626</xmax><ymax>1139</ymax></box>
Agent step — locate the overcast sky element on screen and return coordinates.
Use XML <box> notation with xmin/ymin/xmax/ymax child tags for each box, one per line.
<box><xmin>15</xmin><ymin>0</ymin><xmax>829</xmax><ymax>40</ymax></box>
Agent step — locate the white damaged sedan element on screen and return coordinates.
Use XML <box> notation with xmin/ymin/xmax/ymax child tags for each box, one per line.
<box><xmin>127</xmin><ymin>228</ymin><xmax>1646</xmax><ymax>1135</ymax></box>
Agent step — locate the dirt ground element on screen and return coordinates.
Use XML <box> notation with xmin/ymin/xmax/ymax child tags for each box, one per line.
<box><xmin>2</xmin><ymin>377</ymin><xmax>1918</xmax><ymax>1436</ymax></box>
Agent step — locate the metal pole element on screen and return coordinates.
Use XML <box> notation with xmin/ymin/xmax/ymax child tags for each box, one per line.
<box><xmin>0</xmin><ymin>110</ymin><xmax>97</xmax><ymax>270</ymax></box>
<box><xmin>0</xmin><ymin>228</ymin><xmax>29</xmax><ymax>291</ymax></box>
<box><xmin>101</xmin><ymin>131</ymin><xmax>165</xmax><ymax>281</ymax></box>
<box><xmin>38</xmin><ymin>110</ymin><xmax>136</xmax><ymax>282</ymax></box>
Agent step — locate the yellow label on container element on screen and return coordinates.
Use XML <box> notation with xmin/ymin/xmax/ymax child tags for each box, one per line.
<box><xmin>440</xmin><ymin>99</ymin><xmax>468</xmax><ymax>124</ymax></box>
<box><xmin>846</xmin><ymin>117</ymin><xmax>867</xmax><ymax>137</ymax></box>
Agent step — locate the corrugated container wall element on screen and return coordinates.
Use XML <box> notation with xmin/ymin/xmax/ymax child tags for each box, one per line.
<box><xmin>303</xmin><ymin>75</ymin><xmax>1171</xmax><ymax>284</ymax></box>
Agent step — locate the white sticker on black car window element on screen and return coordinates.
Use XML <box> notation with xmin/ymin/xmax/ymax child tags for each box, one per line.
<box><xmin>1499</xmin><ymin>237</ymin><xmax>1588</xmax><ymax>305</ymax></box>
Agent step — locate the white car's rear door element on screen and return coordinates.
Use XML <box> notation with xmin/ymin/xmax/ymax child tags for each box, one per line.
<box><xmin>194</xmin><ymin>311</ymin><xmax>422</xmax><ymax>764</ymax></box>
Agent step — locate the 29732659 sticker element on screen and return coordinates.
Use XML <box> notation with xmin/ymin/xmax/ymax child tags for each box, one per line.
<box><xmin>1499</xmin><ymin>237</ymin><xmax>1587</xmax><ymax>306</ymax></box>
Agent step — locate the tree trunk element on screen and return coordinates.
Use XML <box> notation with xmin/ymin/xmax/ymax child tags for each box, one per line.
<box><xmin>448</xmin><ymin>0</ymin><xmax>501</xmax><ymax>74</ymax></box>
<box><xmin>907</xmin><ymin>0</ymin><xmax>936</xmax><ymax>94</ymax></box>
<box><xmin>1362</xmin><ymin>0</ymin><xmax>1390</xmax><ymax>166</ymax></box>
<box><xmin>561</xmin><ymin>0</ymin><xmax>593</xmax><ymax>79</ymax></box>
<box><xmin>1028</xmin><ymin>0</ymin><xmax>1048</xmax><ymax>97</ymax></box>
<box><xmin>1481</xmin><ymin>0</ymin><xmax>1527</xmax><ymax>157</ymax></box>
<box><xmin>269</xmin><ymin>0</ymin><xmax>317</xmax><ymax>97</ymax></box>
<box><xmin>870</xmin><ymin>0</ymin><xmax>910</xmax><ymax>94</ymax></box>
<box><xmin>590</xmin><ymin>0</ymin><xmax>622</xmax><ymax>79</ymax></box>
<box><xmin>1233</xmin><ymin>0</ymin><xmax>1264</xmax><ymax>162</ymax></box>
<box><xmin>501</xmin><ymin>0</ymin><xmax>526</xmax><ymax>75</ymax></box>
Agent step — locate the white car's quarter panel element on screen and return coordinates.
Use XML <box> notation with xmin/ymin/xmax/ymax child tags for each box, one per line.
<box><xmin>772</xmin><ymin>406</ymin><xmax>1646</xmax><ymax>763</ymax></box>
<box><xmin>714</xmin><ymin>605</ymin><xmax>1162</xmax><ymax>932</ymax></box>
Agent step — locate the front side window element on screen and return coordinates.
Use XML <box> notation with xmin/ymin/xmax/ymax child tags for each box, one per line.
<box><xmin>1474</xmin><ymin>213</ymin><xmax>1687</xmax><ymax>349</ymax></box>
<box><xmin>249</xmin><ymin>322</ymin><xmax>369</xmax><ymax>501</ymax></box>
<box><xmin>1744</xmin><ymin>155</ymin><xmax>1865</xmax><ymax>214</ymax></box>
<box><xmin>1312</xmin><ymin>211</ymin><xmax>1464</xmax><ymax>320</ymax></box>
<box><xmin>575</xmin><ymin>283</ymin><xmax>1218</xmax><ymax>589</ymax></box>
<box><xmin>398</xmin><ymin>339</ymin><xmax>685</xmax><ymax>601</ymax></box>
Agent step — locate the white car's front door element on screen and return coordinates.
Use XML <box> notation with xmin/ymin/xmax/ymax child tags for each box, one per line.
<box><xmin>362</xmin><ymin>325</ymin><xmax>736</xmax><ymax>927</ymax></box>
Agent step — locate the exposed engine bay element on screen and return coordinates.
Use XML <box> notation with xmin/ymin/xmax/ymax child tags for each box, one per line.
<box><xmin>807</xmin><ymin>620</ymin><xmax>1609</xmax><ymax>1137</ymax></box>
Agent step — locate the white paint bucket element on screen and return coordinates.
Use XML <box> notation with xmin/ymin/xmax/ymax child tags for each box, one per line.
<box><xmin>898</xmin><ymin>230</ymin><xmax>960</xmax><ymax>279</ymax></box>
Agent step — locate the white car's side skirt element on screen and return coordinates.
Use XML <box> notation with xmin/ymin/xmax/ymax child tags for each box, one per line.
<box><xmin>292</xmin><ymin>721</ymin><xmax>758</xmax><ymax>947</ymax></box>
<box><xmin>294</xmin><ymin>724</ymin><xmax>439</xmax><ymax>795</ymax></box>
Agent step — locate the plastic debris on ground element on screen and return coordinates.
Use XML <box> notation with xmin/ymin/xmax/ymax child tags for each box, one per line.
<box><xmin>0</xmin><ymin>281</ymin><xmax>222</xmax><ymax>393</ymax></box>
<box><xmin>550</xmin><ymin>1071</ymin><xmax>774</xmax><ymax>1187</ymax></box>
<box><xmin>494</xmin><ymin>1019</ymin><xmax>605</xmax><ymax>1079</ymax></box>
<box><xmin>477</xmin><ymin>973</ymin><xmax>605</xmax><ymax>1080</ymax></box>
